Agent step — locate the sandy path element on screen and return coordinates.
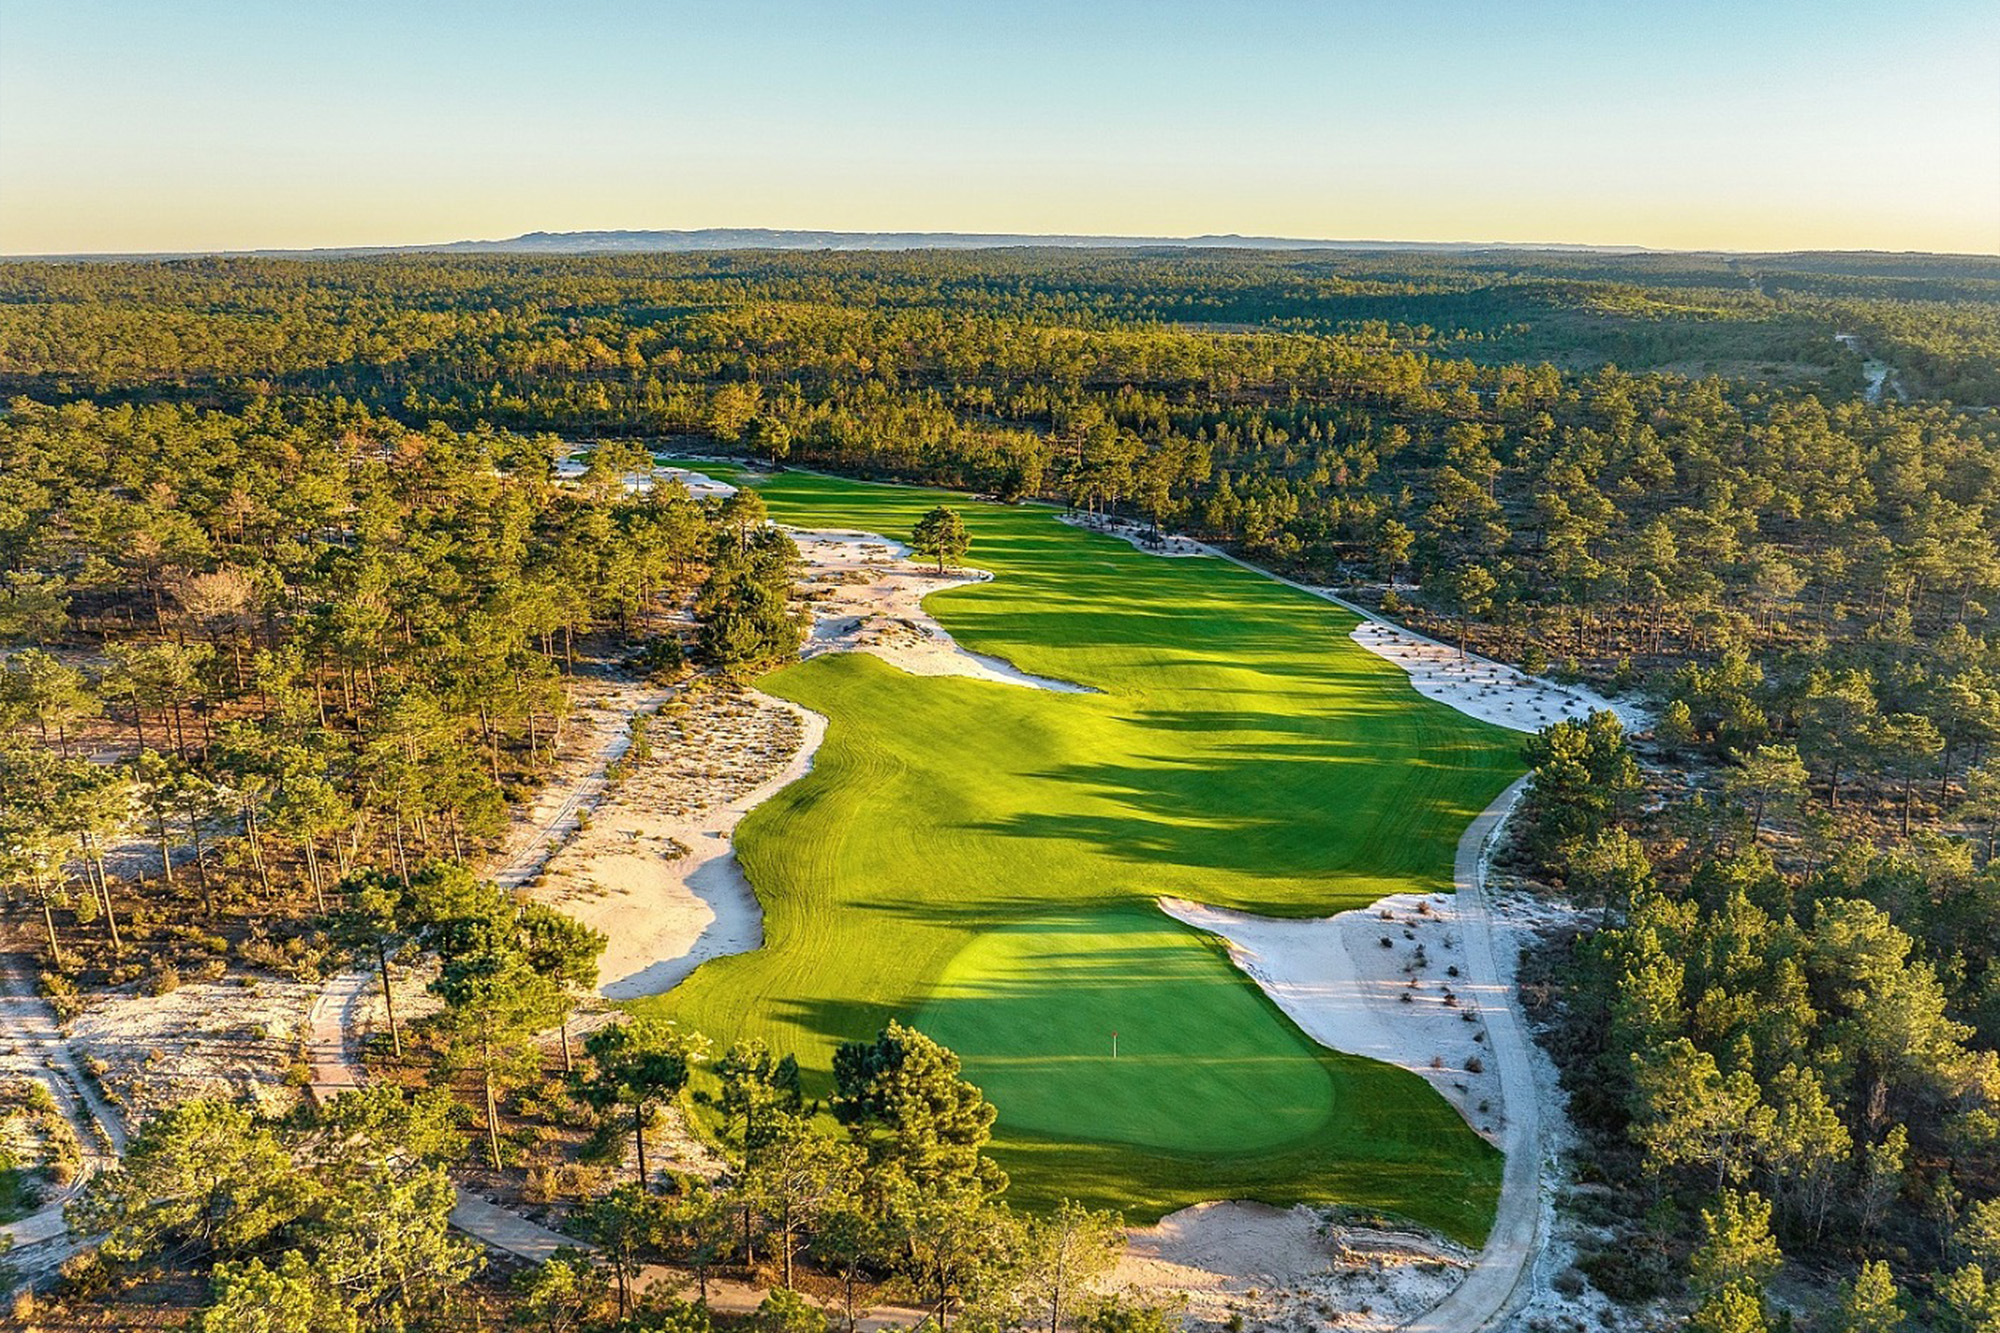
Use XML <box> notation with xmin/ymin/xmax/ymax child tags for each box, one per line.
<box><xmin>0</xmin><ymin>954</ymin><xmax>130</xmax><ymax>1273</ymax></box>
<box><xmin>305</xmin><ymin>969</ymin><xmax>373</xmax><ymax>1103</ymax></box>
<box><xmin>1402</xmin><ymin>777</ymin><xmax>1539</xmax><ymax>1333</ymax></box>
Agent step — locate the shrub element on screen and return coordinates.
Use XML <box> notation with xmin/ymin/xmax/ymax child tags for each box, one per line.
<box><xmin>752</xmin><ymin>1288</ymin><xmax>826</xmax><ymax>1333</ymax></box>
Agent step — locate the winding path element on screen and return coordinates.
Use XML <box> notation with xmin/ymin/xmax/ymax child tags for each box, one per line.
<box><xmin>0</xmin><ymin>955</ymin><xmax>130</xmax><ymax>1273</ymax></box>
<box><xmin>1400</xmin><ymin>777</ymin><xmax>1539</xmax><ymax>1333</ymax></box>
<box><xmin>1139</xmin><ymin>531</ymin><xmax>1551</xmax><ymax>1332</ymax></box>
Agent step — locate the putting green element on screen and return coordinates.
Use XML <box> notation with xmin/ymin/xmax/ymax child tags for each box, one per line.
<box><xmin>919</xmin><ymin>904</ymin><xmax>1333</xmax><ymax>1154</ymax></box>
<box><xmin>637</xmin><ymin>468</ymin><xmax>1520</xmax><ymax>1241</ymax></box>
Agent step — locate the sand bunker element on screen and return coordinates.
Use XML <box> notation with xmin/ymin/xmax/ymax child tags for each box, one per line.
<box><xmin>1062</xmin><ymin>508</ymin><xmax>1643</xmax><ymax>736</ymax></box>
<box><xmin>1160</xmin><ymin>895</ymin><xmax>1504</xmax><ymax>1140</ymax></box>
<box><xmin>1059</xmin><ymin>512</ymin><xmax>1207</xmax><ymax>556</ymax></box>
<box><xmin>554</xmin><ymin>457</ymin><xmax>738</xmax><ymax>499</ymax></box>
<box><xmin>1342</xmin><ymin>617</ymin><xmax>1646</xmax><ymax>736</ymax></box>
<box><xmin>793</xmin><ymin>529</ymin><xmax>1092</xmax><ymax>692</ymax></box>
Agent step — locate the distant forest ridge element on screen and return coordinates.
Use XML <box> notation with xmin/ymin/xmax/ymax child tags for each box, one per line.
<box><xmin>12</xmin><ymin>227</ymin><xmax>2000</xmax><ymax>272</ymax></box>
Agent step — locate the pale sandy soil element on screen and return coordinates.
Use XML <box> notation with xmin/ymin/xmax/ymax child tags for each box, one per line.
<box><xmin>65</xmin><ymin>976</ymin><xmax>316</xmax><ymax>1123</ymax></box>
<box><xmin>1343</xmin><ymin>619</ymin><xmax>1647</xmax><ymax>736</ymax></box>
<box><xmin>1117</xmin><ymin>1202</ymin><xmax>1473</xmax><ymax>1332</ymax></box>
<box><xmin>554</xmin><ymin>458</ymin><xmax>739</xmax><ymax>499</ymax></box>
<box><xmin>1060</xmin><ymin>511</ymin><xmax>1207</xmax><ymax>556</ymax></box>
<box><xmin>794</xmin><ymin>528</ymin><xmax>1091</xmax><ymax>691</ymax></box>
<box><xmin>1160</xmin><ymin>894</ymin><xmax>1505</xmax><ymax>1140</ymax></box>
<box><xmin>490</xmin><ymin>672</ymin><xmax>678</xmax><ymax>891</ymax></box>
<box><xmin>528</xmin><ymin>688</ymin><xmax>816</xmax><ymax>999</ymax></box>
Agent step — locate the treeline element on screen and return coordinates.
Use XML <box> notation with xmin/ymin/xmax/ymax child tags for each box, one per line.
<box><xmin>71</xmin><ymin>859</ymin><xmax>1158</xmax><ymax>1333</ymax></box>
<box><xmin>4</xmin><ymin>248</ymin><xmax>1995</xmax><ymax>398</ymax></box>
<box><xmin>0</xmin><ymin>397</ymin><xmax>801</xmax><ymax>989</ymax></box>
<box><xmin>1519</xmin><ymin>712</ymin><xmax>2000</xmax><ymax>1329</ymax></box>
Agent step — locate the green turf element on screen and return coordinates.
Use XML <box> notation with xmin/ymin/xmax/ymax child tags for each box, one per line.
<box><xmin>920</xmin><ymin>903</ymin><xmax>1334</xmax><ymax>1154</ymax></box>
<box><xmin>635</xmin><ymin>468</ymin><xmax>1521</xmax><ymax>1242</ymax></box>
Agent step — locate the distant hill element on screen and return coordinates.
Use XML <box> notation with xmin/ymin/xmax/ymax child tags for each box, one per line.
<box><xmin>12</xmin><ymin>230</ymin><xmax>1993</xmax><ymax>270</ymax></box>
<box><xmin>421</xmin><ymin>228</ymin><xmax>1654</xmax><ymax>255</ymax></box>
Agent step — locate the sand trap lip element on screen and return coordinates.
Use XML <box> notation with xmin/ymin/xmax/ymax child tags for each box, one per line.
<box><xmin>790</xmin><ymin>527</ymin><xmax>1095</xmax><ymax>693</ymax></box>
<box><xmin>1158</xmin><ymin>894</ymin><xmax>1503</xmax><ymax>1139</ymax></box>
<box><xmin>1341</xmin><ymin>613</ymin><xmax>1647</xmax><ymax>736</ymax></box>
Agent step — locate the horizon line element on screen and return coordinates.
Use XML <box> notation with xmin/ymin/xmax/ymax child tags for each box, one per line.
<box><xmin>6</xmin><ymin>225</ymin><xmax>1998</xmax><ymax>263</ymax></box>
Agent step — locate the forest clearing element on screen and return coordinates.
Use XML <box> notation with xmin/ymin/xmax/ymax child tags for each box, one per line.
<box><xmin>638</xmin><ymin>468</ymin><xmax>1522</xmax><ymax>1238</ymax></box>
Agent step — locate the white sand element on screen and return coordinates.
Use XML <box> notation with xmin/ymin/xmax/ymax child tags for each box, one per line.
<box><xmin>67</xmin><ymin>976</ymin><xmax>316</xmax><ymax>1122</ymax></box>
<box><xmin>1117</xmin><ymin>1201</ymin><xmax>1472</xmax><ymax>1332</ymax></box>
<box><xmin>491</xmin><ymin>676</ymin><xmax>678</xmax><ymax>891</ymax></box>
<box><xmin>530</xmin><ymin>689</ymin><xmax>819</xmax><ymax>999</ymax></box>
<box><xmin>1160</xmin><ymin>895</ymin><xmax>1504</xmax><ymax>1140</ymax></box>
<box><xmin>1341</xmin><ymin>617</ymin><xmax>1647</xmax><ymax>736</ymax></box>
<box><xmin>1059</xmin><ymin>511</ymin><xmax>1207</xmax><ymax>556</ymax></box>
<box><xmin>792</xmin><ymin>528</ymin><xmax>1092</xmax><ymax>692</ymax></box>
<box><xmin>554</xmin><ymin>456</ymin><xmax>738</xmax><ymax>499</ymax></box>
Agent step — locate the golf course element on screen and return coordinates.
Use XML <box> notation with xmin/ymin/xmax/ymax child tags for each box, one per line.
<box><xmin>638</xmin><ymin>469</ymin><xmax>1522</xmax><ymax>1243</ymax></box>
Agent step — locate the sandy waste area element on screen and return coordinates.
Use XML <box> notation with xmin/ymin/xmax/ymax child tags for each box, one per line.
<box><xmin>1060</xmin><ymin>511</ymin><xmax>1207</xmax><ymax>556</ymax></box>
<box><xmin>1115</xmin><ymin>1202</ymin><xmax>1475</xmax><ymax>1333</ymax></box>
<box><xmin>528</xmin><ymin>688</ymin><xmax>817</xmax><ymax>999</ymax></box>
<box><xmin>66</xmin><ymin>976</ymin><xmax>317</xmax><ymax>1122</ymax></box>
<box><xmin>554</xmin><ymin>458</ymin><xmax>738</xmax><ymax>499</ymax></box>
<box><xmin>794</xmin><ymin>529</ymin><xmax>1091</xmax><ymax>691</ymax></box>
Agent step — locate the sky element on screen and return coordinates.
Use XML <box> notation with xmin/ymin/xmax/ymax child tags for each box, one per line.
<box><xmin>2</xmin><ymin>0</ymin><xmax>1997</xmax><ymax>256</ymax></box>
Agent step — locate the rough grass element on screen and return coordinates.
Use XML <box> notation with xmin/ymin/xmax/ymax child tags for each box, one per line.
<box><xmin>637</xmin><ymin>469</ymin><xmax>1519</xmax><ymax>1241</ymax></box>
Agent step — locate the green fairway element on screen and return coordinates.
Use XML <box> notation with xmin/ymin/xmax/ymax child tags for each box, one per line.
<box><xmin>637</xmin><ymin>468</ymin><xmax>1521</xmax><ymax>1241</ymax></box>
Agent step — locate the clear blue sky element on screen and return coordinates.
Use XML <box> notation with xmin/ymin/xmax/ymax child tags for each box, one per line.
<box><xmin>3</xmin><ymin>0</ymin><xmax>1995</xmax><ymax>254</ymax></box>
